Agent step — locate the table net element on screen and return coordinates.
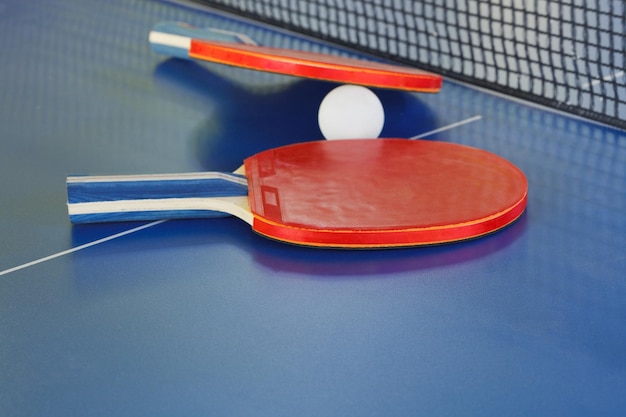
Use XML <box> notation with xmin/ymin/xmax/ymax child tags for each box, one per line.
<box><xmin>193</xmin><ymin>0</ymin><xmax>626</xmax><ymax>129</ymax></box>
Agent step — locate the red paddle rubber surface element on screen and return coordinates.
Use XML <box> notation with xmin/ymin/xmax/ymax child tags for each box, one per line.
<box><xmin>243</xmin><ymin>139</ymin><xmax>528</xmax><ymax>248</ymax></box>
<box><xmin>189</xmin><ymin>40</ymin><xmax>443</xmax><ymax>92</ymax></box>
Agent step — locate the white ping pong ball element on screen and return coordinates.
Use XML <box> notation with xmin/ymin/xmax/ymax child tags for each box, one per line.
<box><xmin>318</xmin><ymin>85</ymin><xmax>385</xmax><ymax>140</ymax></box>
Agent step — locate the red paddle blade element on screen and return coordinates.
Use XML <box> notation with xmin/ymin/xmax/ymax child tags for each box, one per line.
<box><xmin>189</xmin><ymin>40</ymin><xmax>443</xmax><ymax>92</ymax></box>
<box><xmin>244</xmin><ymin>139</ymin><xmax>527</xmax><ymax>248</ymax></box>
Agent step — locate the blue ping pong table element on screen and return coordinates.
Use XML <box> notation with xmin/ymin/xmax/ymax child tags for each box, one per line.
<box><xmin>1</xmin><ymin>0</ymin><xmax>625</xmax><ymax>416</ymax></box>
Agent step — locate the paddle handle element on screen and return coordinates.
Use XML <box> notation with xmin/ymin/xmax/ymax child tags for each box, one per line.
<box><xmin>149</xmin><ymin>21</ymin><xmax>257</xmax><ymax>59</ymax></box>
<box><xmin>66</xmin><ymin>172</ymin><xmax>250</xmax><ymax>224</ymax></box>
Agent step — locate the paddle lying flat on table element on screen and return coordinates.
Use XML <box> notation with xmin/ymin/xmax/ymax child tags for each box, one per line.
<box><xmin>148</xmin><ymin>21</ymin><xmax>443</xmax><ymax>93</ymax></box>
<box><xmin>67</xmin><ymin>139</ymin><xmax>527</xmax><ymax>248</ymax></box>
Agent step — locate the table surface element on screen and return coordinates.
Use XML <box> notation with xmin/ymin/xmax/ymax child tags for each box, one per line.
<box><xmin>1</xmin><ymin>0</ymin><xmax>625</xmax><ymax>416</ymax></box>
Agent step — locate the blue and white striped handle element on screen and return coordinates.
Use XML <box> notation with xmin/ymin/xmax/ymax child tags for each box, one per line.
<box><xmin>149</xmin><ymin>21</ymin><xmax>257</xmax><ymax>59</ymax></box>
<box><xmin>67</xmin><ymin>172</ymin><xmax>251</xmax><ymax>224</ymax></box>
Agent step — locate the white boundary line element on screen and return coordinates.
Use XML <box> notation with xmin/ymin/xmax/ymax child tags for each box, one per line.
<box><xmin>580</xmin><ymin>70</ymin><xmax>625</xmax><ymax>90</ymax></box>
<box><xmin>0</xmin><ymin>220</ymin><xmax>167</xmax><ymax>277</ymax></box>
<box><xmin>411</xmin><ymin>115</ymin><xmax>483</xmax><ymax>139</ymax></box>
<box><xmin>1</xmin><ymin>114</ymin><xmax>482</xmax><ymax>277</ymax></box>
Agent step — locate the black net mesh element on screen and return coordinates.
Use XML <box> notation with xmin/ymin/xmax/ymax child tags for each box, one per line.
<box><xmin>191</xmin><ymin>0</ymin><xmax>626</xmax><ymax>129</ymax></box>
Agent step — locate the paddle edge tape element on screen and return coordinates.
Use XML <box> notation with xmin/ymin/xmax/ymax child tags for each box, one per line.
<box><xmin>188</xmin><ymin>40</ymin><xmax>443</xmax><ymax>92</ymax></box>
<box><xmin>250</xmin><ymin>191</ymin><xmax>528</xmax><ymax>248</ymax></box>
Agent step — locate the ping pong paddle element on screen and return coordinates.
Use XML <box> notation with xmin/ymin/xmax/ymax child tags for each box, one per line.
<box><xmin>149</xmin><ymin>22</ymin><xmax>443</xmax><ymax>93</ymax></box>
<box><xmin>67</xmin><ymin>139</ymin><xmax>527</xmax><ymax>248</ymax></box>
